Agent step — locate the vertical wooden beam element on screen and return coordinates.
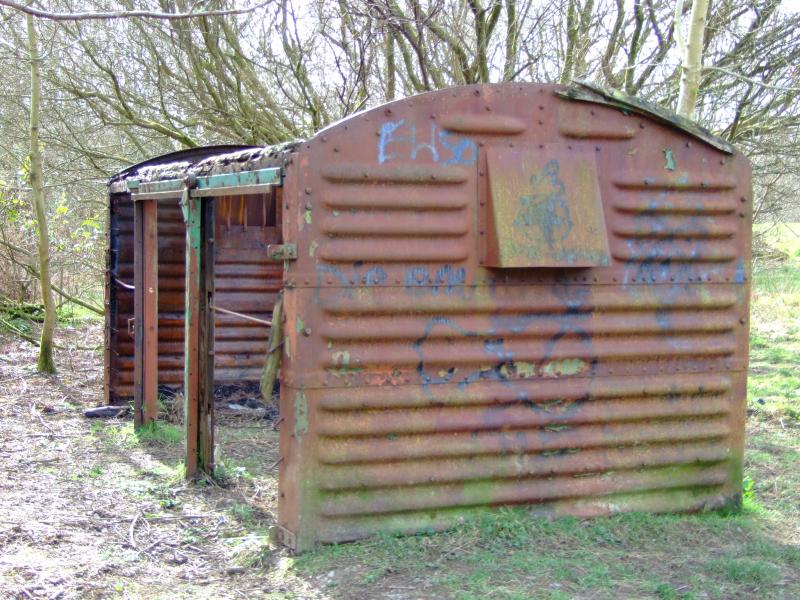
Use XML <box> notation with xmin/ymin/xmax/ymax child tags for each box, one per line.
<box><xmin>183</xmin><ymin>190</ymin><xmax>215</xmax><ymax>477</ymax></box>
<box><xmin>199</xmin><ymin>198</ymin><xmax>215</xmax><ymax>473</ymax></box>
<box><xmin>183</xmin><ymin>191</ymin><xmax>201</xmax><ymax>476</ymax></box>
<box><xmin>133</xmin><ymin>198</ymin><xmax>158</xmax><ymax>427</ymax></box>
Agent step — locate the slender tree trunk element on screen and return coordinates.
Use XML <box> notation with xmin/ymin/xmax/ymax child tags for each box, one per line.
<box><xmin>385</xmin><ymin>31</ymin><xmax>396</xmax><ymax>101</ymax></box>
<box><xmin>676</xmin><ymin>0</ymin><xmax>710</xmax><ymax>119</ymax></box>
<box><xmin>26</xmin><ymin>13</ymin><xmax>56</xmax><ymax>374</ymax></box>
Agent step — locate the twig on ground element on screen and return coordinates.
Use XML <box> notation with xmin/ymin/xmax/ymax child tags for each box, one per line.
<box><xmin>129</xmin><ymin>511</ymin><xmax>142</xmax><ymax>549</ymax></box>
<box><xmin>137</xmin><ymin>533</ymin><xmax>169</xmax><ymax>557</ymax></box>
<box><xmin>144</xmin><ymin>514</ymin><xmax>212</xmax><ymax>523</ymax></box>
<box><xmin>31</xmin><ymin>402</ymin><xmax>56</xmax><ymax>436</ymax></box>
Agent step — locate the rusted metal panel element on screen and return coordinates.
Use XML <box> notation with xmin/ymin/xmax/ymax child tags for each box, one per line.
<box><xmin>276</xmin><ymin>82</ymin><xmax>752</xmax><ymax>551</ymax></box>
<box><xmin>481</xmin><ymin>144</ymin><xmax>610</xmax><ymax>267</ymax></box>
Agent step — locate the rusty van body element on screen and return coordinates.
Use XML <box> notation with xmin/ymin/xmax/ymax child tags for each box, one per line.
<box><xmin>106</xmin><ymin>82</ymin><xmax>752</xmax><ymax>551</ymax></box>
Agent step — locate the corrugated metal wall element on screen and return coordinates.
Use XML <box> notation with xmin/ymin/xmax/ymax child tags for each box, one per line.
<box><xmin>276</xmin><ymin>83</ymin><xmax>752</xmax><ymax>550</ymax></box>
<box><xmin>106</xmin><ymin>192</ymin><xmax>281</xmax><ymax>401</ymax></box>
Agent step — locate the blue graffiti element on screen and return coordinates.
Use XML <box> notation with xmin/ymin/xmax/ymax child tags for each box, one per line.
<box><xmin>378</xmin><ymin>119</ymin><xmax>477</xmax><ymax>166</ymax></box>
<box><xmin>412</xmin><ymin>282</ymin><xmax>599</xmax><ymax>395</ymax></box>
<box><xmin>439</xmin><ymin>130</ymin><xmax>478</xmax><ymax>166</ymax></box>
<box><xmin>734</xmin><ymin>259</ymin><xmax>747</xmax><ymax>284</ymax></box>
<box><xmin>404</xmin><ymin>265</ymin><xmax>466</xmax><ymax>296</ymax></box>
<box><xmin>378</xmin><ymin>120</ymin><xmax>405</xmax><ymax>164</ymax></box>
<box><xmin>514</xmin><ymin>160</ymin><xmax>573</xmax><ymax>248</ymax></box>
<box><xmin>364</xmin><ymin>266</ymin><xmax>388</xmax><ymax>286</ymax></box>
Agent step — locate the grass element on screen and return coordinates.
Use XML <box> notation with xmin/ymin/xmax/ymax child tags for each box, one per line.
<box><xmin>134</xmin><ymin>420</ymin><xmax>183</xmax><ymax>445</ymax></box>
<box><xmin>287</xmin><ymin>257</ymin><xmax>800</xmax><ymax>599</ymax></box>
<box><xmin>293</xmin><ymin>509</ymin><xmax>798</xmax><ymax>599</ymax></box>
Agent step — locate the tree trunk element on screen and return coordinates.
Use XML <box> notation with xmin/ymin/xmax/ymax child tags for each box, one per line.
<box><xmin>676</xmin><ymin>0</ymin><xmax>710</xmax><ymax>119</ymax></box>
<box><xmin>26</xmin><ymin>13</ymin><xmax>57</xmax><ymax>374</ymax></box>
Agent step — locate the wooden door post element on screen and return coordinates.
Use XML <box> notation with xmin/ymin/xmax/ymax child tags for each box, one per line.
<box><xmin>182</xmin><ymin>184</ymin><xmax>215</xmax><ymax>478</ymax></box>
<box><xmin>133</xmin><ymin>198</ymin><xmax>158</xmax><ymax>427</ymax></box>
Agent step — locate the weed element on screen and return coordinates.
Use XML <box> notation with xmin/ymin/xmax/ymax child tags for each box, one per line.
<box><xmin>214</xmin><ymin>457</ymin><xmax>253</xmax><ymax>484</ymax></box>
<box><xmin>230</xmin><ymin>503</ymin><xmax>256</xmax><ymax>526</ymax></box>
<box><xmin>654</xmin><ymin>582</ymin><xmax>693</xmax><ymax>600</ymax></box>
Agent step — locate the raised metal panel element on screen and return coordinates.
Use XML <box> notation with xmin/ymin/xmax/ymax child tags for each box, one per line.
<box><xmin>481</xmin><ymin>144</ymin><xmax>610</xmax><ymax>267</ymax></box>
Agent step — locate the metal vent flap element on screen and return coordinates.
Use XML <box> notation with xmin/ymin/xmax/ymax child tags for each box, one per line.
<box><xmin>481</xmin><ymin>144</ymin><xmax>610</xmax><ymax>268</ymax></box>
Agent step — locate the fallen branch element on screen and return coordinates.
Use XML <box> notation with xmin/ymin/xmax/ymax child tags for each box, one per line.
<box><xmin>0</xmin><ymin>316</ymin><xmax>39</xmax><ymax>346</ymax></box>
<box><xmin>0</xmin><ymin>316</ymin><xmax>65</xmax><ymax>349</ymax></box>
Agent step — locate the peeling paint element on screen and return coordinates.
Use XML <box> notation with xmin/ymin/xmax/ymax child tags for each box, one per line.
<box><xmin>542</xmin><ymin>358</ymin><xmax>587</xmax><ymax>377</ymax></box>
<box><xmin>293</xmin><ymin>391</ymin><xmax>309</xmax><ymax>437</ymax></box>
<box><xmin>663</xmin><ymin>148</ymin><xmax>676</xmax><ymax>171</ymax></box>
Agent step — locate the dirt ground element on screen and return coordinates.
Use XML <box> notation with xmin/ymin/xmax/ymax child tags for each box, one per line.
<box><xmin>0</xmin><ymin>325</ymin><xmax>329</xmax><ymax>600</ymax></box>
<box><xmin>1</xmin><ymin>319</ymin><xmax>798</xmax><ymax>600</ymax></box>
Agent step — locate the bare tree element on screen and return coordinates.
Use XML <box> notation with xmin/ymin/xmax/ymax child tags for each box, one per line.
<box><xmin>675</xmin><ymin>0</ymin><xmax>711</xmax><ymax>118</ymax></box>
<box><xmin>25</xmin><ymin>12</ymin><xmax>56</xmax><ymax>373</ymax></box>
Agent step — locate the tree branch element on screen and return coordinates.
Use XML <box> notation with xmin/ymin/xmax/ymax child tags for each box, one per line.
<box><xmin>0</xmin><ymin>0</ymin><xmax>272</xmax><ymax>21</ymax></box>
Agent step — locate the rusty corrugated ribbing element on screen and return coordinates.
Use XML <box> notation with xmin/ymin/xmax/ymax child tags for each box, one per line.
<box><xmin>276</xmin><ymin>83</ymin><xmax>752</xmax><ymax>550</ymax></box>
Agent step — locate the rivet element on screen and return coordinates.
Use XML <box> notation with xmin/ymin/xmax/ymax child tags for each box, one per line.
<box><xmin>538</xmin><ymin>120</ymin><xmax>543</xmax><ymax>125</ymax></box>
<box><xmin>321</xmin><ymin>136</ymin><xmax>328</xmax><ymax>142</ymax></box>
<box><xmin>485</xmin><ymin>105</ymin><xmax>491</xmax><ymax>111</ymax></box>
<box><xmin>303</xmin><ymin>328</ymin><xmax>312</xmax><ymax>336</ymax></box>
<box><xmin>739</xmin><ymin>318</ymin><xmax>746</xmax><ymax>325</ymax></box>
<box><xmin>639</xmin><ymin>123</ymin><xmax>645</xmax><ymax>129</ymax></box>
<box><xmin>474</xmin><ymin>89</ymin><xmax>481</xmax><ymax>96</ymax></box>
<box><xmin>385</xmin><ymin>108</ymin><xmax>392</xmax><ymax>116</ymax></box>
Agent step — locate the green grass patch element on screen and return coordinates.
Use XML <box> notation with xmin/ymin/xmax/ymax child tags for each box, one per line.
<box><xmin>707</xmin><ymin>557</ymin><xmax>780</xmax><ymax>585</ymax></box>
<box><xmin>135</xmin><ymin>421</ymin><xmax>183</xmax><ymax>445</ymax></box>
<box><xmin>293</xmin><ymin>509</ymin><xmax>799</xmax><ymax>599</ymax></box>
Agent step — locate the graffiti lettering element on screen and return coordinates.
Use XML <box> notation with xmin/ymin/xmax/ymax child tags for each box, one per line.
<box><xmin>378</xmin><ymin>120</ymin><xmax>477</xmax><ymax>166</ymax></box>
<box><xmin>404</xmin><ymin>265</ymin><xmax>466</xmax><ymax>296</ymax></box>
